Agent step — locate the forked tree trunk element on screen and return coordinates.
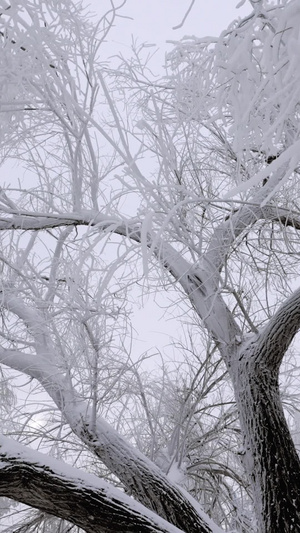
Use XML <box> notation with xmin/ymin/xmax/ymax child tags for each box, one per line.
<box><xmin>230</xmin><ymin>341</ymin><xmax>300</xmax><ymax>532</ymax></box>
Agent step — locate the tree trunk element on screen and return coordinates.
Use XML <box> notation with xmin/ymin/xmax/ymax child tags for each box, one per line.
<box><xmin>231</xmin><ymin>348</ymin><xmax>300</xmax><ymax>532</ymax></box>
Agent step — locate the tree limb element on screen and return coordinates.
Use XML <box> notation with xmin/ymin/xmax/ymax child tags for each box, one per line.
<box><xmin>254</xmin><ymin>286</ymin><xmax>300</xmax><ymax>371</ymax></box>
<box><xmin>0</xmin><ymin>434</ymin><xmax>185</xmax><ymax>533</ymax></box>
<box><xmin>0</xmin><ymin>344</ymin><xmax>217</xmax><ymax>533</ymax></box>
<box><xmin>0</xmin><ymin>210</ymin><xmax>239</xmax><ymax>344</ymax></box>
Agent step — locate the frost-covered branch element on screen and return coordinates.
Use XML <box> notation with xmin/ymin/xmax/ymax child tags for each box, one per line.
<box><xmin>254</xmin><ymin>287</ymin><xmax>300</xmax><ymax>371</ymax></box>
<box><xmin>204</xmin><ymin>189</ymin><xmax>300</xmax><ymax>287</ymax></box>
<box><xmin>2</xmin><ymin>0</ymin><xmax>300</xmax><ymax>531</ymax></box>
<box><xmin>0</xmin><ymin>345</ymin><xmax>216</xmax><ymax>533</ymax></box>
<box><xmin>0</xmin><ymin>209</ymin><xmax>239</xmax><ymax>344</ymax></box>
<box><xmin>0</xmin><ymin>434</ymin><xmax>185</xmax><ymax>533</ymax></box>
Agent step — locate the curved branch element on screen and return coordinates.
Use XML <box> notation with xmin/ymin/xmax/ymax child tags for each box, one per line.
<box><xmin>0</xmin><ymin>346</ymin><xmax>218</xmax><ymax>533</ymax></box>
<box><xmin>232</xmin><ymin>288</ymin><xmax>300</xmax><ymax>531</ymax></box>
<box><xmin>205</xmin><ymin>196</ymin><xmax>300</xmax><ymax>287</ymax></box>
<box><xmin>0</xmin><ymin>435</ymin><xmax>184</xmax><ymax>533</ymax></box>
<box><xmin>0</xmin><ymin>209</ymin><xmax>239</xmax><ymax>344</ymax></box>
<box><xmin>255</xmin><ymin>286</ymin><xmax>300</xmax><ymax>371</ymax></box>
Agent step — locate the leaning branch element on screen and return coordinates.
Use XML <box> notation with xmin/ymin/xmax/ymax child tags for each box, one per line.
<box><xmin>0</xmin><ymin>344</ymin><xmax>217</xmax><ymax>533</ymax></box>
<box><xmin>0</xmin><ymin>434</ymin><xmax>184</xmax><ymax>533</ymax></box>
<box><xmin>254</xmin><ymin>286</ymin><xmax>300</xmax><ymax>371</ymax></box>
<box><xmin>204</xmin><ymin>186</ymin><xmax>300</xmax><ymax>288</ymax></box>
<box><xmin>0</xmin><ymin>210</ymin><xmax>237</xmax><ymax>343</ymax></box>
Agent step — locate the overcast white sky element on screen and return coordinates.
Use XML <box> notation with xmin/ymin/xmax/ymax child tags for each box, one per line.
<box><xmin>88</xmin><ymin>0</ymin><xmax>251</xmax><ymax>63</ymax></box>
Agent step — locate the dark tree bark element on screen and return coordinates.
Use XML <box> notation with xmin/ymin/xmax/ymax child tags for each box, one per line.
<box><xmin>0</xmin><ymin>437</ymin><xmax>186</xmax><ymax>533</ymax></box>
<box><xmin>229</xmin><ymin>289</ymin><xmax>300</xmax><ymax>532</ymax></box>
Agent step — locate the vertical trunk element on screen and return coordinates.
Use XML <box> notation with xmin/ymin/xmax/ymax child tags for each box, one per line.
<box><xmin>231</xmin><ymin>352</ymin><xmax>300</xmax><ymax>532</ymax></box>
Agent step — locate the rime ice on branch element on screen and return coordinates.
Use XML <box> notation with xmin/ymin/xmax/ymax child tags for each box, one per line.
<box><xmin>1</xmin><ymin>1</ymin><xmax>300</xmax><ymax>532</ymax></box>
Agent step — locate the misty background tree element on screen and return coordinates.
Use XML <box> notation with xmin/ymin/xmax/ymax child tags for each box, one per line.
<box><xmin>1</xmin><ymin>0</ymin><xmax>300</xmax><ymax>531</ymax></box>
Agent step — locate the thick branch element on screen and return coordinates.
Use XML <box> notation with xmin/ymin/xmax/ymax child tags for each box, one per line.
<box><xmin>0</xmin><ymin>348</ymin><xmax>218</xmax><ymax>533</ymax></box>
<box><xmin>0</xmin><ymin>210</ymin><xmax>238</xmax><ymax>344</ymax></box>
<box><xmin>0</xmin><ymin>435</ymin><xmax>184</xmax><ymax>533</ymax></box>
<box><xmin>205</xmin><ymin>191</ymin><xmax>300</xmax><ymax>288</ymax></box>
<box><xmin>254</xmin><ymin>286</ymin><xmax>300</xmax><ymax>371</ymax></box>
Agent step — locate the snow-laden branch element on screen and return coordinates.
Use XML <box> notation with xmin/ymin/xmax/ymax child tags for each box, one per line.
<box><xmin>0</xmin><ymin>291</ymin><xmax>55</xmax><ymax>362</ymax></box>
<box><xmin>0</xmin><ymin>434</ymin><xmax>185</xmax><ymax>533</ymax></box>
<box><xmin>0</xmin><ymin>209</ymin><xmax>238</xmax><ymax>344</ymax></box>
<box><xmin>0</xmin><ymin>345</ymin><xmax>218</xmax><ymax>533</ymax></box>
<box><xmin>204</xmin><ymin>183</ymin><xmax>300</xmax><ymax>287</ymax></box>
<box><xmin>224</xmin><ymin>141</ymin><xmax>300</xmax><ymax>201</ymax></box>
<box><xmin>253</xmin><ymin>286</ymin><xmax>300</xmax><ymax>371</ymax></box>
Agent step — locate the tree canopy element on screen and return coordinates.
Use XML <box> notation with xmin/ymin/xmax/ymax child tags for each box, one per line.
<box><xmin>1</xmin><ymin>1</ymin><xmax>300</xmax><ymax>532</ymax></box>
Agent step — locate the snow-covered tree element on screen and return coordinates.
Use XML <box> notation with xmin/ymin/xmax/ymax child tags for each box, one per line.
<box><xmin>1</xmin><ymin>0</ymin><xmax>300</xmax><ymax>531</ymax></box>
